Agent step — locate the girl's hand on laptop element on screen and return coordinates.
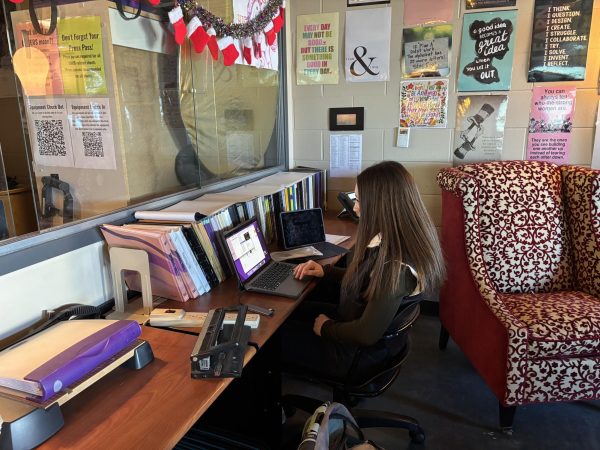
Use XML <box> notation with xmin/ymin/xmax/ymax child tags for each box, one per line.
<box><xmin>293</xmin><ymin>260</ymin><xmax>324</xmax><ymax>279</ymax></box>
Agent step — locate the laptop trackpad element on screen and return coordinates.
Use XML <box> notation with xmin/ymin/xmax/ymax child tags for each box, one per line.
<box><xmin>277</xmin><ymin>274</ymin><xmax>311</xmax><ymax>296</ymax></box>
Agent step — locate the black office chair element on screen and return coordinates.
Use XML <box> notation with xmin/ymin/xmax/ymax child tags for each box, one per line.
<box><xmin>283</xmin><ymin>302</ymin><xmax>425</xmax><ymax>445</ymax></box>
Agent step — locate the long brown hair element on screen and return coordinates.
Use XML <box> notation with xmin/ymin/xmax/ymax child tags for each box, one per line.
<box><xmin>342</xmin><ymin>161</ymin><xmax>446</xmax><ymax>301</ymax></box>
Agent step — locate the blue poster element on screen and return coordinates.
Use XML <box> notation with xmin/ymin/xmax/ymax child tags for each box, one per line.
<box><xmin>457</xmin><ymin>10</ymin><xmax>517</xmax><ymax>92</ymax></box>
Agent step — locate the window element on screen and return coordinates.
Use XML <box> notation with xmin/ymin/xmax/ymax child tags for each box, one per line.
<box><xmin>0</xmin><ymin>0</ymin><xmax>286</xmax><ymax>269</ymax></box>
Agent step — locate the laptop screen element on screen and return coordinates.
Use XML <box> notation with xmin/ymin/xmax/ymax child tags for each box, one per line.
<box><xmin>280</xmin><ymin>208</ymin><xmax>326</xmax><ymax>249</ymax></box>
<box><xmin>224</xmin><ymin>220</ymin><xmax>271</xmax><ymax>283</ymax></box>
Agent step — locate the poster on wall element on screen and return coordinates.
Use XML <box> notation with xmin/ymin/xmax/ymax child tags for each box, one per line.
<box><xmin>403</xmin><ymin>0</ymin><xmax>454</xmax><ymax>27</ymax></box>
<box><xmin>345</xmin><ymin>7</ymin><xmax>391</xmax><ymax>82</ymax></box>
<box><xmin>466</xmin><ymin>0</ymin><xmax>516</xmax><ymax>9</ymax></box>
<box><xmin>13</xmin><ymin>22</ymin><xmax>64</xmax><ymax>95</ymax></box>
<box><xmin>25</xmin><ymin>98</ymin><xmax>75</xmax><ymax>168</ymax></box>
<box><xmin>399</xmin><ymin>79</ymin><xmax>448</xmax><ymax>128</ymax></box>
<box><xmin>453</xmin><ymin>95</ymin><xmax>508</xmax><ymax>165</ymax></box>
<box><xmin>233</xmin><ymin>0</ymin><xmax>279</xmax><ymax>70</ymax></box>
<box><xmin>402</xmin><ymin>25</ymin><xmax>453</xmax><ymax>78</ymax></box>
<box><xmin>296</xmin><ymin>13</ymin><xmax>339</xmax><ymax>85</ymax></box>
<box><xmin>528</xmin><ymin>0</ymin><xmax>592</xmax><ymax>82</ymax></box>
<box><xmin>526</xmin><ymin>86</ymin><xmax>576</xmax><ymax>164</ymax></box>
<box><xmin>57</xmin><ymin>16</ymin><xmax>107</xmax><ymax>95</ymax></box>
<box><xmin>457</xmin><ymin>10</ymin><xmax>517</xmax><ymax>91</ymax></box>
<box><xmin>67</xmin><ymin>98</ymin><xmax>117</xmax><ymax>170</ymax></box>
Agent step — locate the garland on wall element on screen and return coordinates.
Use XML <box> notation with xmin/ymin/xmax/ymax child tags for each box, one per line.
<box><xmin>169</xmin><ymin>0</ymin><xmax>285</xmax><ymax>66</ymax></box>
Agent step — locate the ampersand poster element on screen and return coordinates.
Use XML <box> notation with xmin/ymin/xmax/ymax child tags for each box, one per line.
<box><xmin>345</xmin><ymin>7</ymin><xmax>391</xmax><ymax>83</ymax></box>
<box><xmin>457</xmin><ymin>10</ymin><xmax>517</xmax><ymax>92</ymax></box>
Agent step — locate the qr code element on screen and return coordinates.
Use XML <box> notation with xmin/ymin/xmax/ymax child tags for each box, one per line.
<box><xmin>82</xmin><ymin>131</ymin><xmax>104</xmax><ymax>157</ymax></box>
<box><xmin>35</xmin><ymin>120</ymin><xmax>66</xmax><ymax>156</ymax></box>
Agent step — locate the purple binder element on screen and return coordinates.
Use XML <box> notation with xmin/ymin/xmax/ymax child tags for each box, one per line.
<box><xmin>24</xmin><ymin>320</ymin><xmax>141</xmax><ymax>402</ymax></box>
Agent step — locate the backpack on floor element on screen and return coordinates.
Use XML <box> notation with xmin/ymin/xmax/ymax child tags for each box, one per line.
<box><xmin>297</xmin><ymin>402</ymin><xmax>384</xmax><ymax>450</ymax></box>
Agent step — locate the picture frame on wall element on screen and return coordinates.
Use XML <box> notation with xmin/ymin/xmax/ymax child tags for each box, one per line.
<box><xmin>329</xmin><ymin>107</ymin><xmax>365</xmax><ymax>131</ymax></box>
<box><xmin>347</xmin><ymin>0</ymin><xmax>390</xmax><ymax>6</ymax></box>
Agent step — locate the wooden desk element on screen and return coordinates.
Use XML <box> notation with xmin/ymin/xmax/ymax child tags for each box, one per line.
<box><xmin>39</xmin><ymin>214</ymin><xmax>357</xmax><ymax>448</ymax></box>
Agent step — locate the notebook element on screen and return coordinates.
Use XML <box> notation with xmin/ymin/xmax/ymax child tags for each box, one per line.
<box><xmin>221</xmin><ymin>219</ymin><xmax>310</xmax><ymax>298</ymax></box>
<box><xmin>0</xmin><ymin>319</ymin><xmax>141</xmax><ymax>402</ymax></box>
<box><xmin>280</xmin><ymin>208</ymin><xmax>349</xmax><ymax>260</ymax></box>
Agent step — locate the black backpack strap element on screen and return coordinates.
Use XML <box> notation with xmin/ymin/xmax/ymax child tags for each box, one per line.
<box><xmin>116</xmin><ymin>0</ymin><xmax>142</xmax><ymax>21</ymax></box>
<box><xmin>29</xmin><ymin>0</ymin><xmax>57</xmax><ymax>36</ymax></box>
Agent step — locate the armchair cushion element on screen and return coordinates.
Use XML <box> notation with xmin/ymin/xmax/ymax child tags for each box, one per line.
<box><xmin>501</xmin><ymin>291</ymin><xmax>600</xmax><ymax>358</ymax></box>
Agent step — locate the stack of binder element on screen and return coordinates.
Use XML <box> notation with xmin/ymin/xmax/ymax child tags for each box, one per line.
<box><xmin>100</xmin><ymin>169</ymin><xmax>326</xmax><ymax>302</ymax></box>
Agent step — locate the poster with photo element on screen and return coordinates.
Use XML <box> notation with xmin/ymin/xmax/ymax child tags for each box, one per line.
<box><xmin>404</xmin><ymin>0</ymin><xmax>454</xmax><ymax>27</ymax></box>
<box><xmin>345</xmin><ymin>8</ymin><xmax>391</xmax><ymax>82</ymax></box>
<box><xmin>528</xmin><ymin>0</ymin><xmax>592</xmax><ymax>82</ymax></box>
<box><xmin>453</xmin><ymin>95</ymin><xmax>508</xmax><ymax>165</ymax></box>
<box><xmin>399</xmin><ymin>79</ymin><xmax>448</xmax><ymax>128</ymax></box>
<box><xmin>14</xmin><ymin>21</ymin><xmax>64</xmax><ymax>95</ymax></box>
<box><xmin>296</xmin><ymin>13</ymin><xmax>339</xmax><ymax>85</ymax></box>
<box><xmin>457</xmin><ymin>10</ymin><xmax>517</xmax><ymax>91</ymax></box>
<box><xmin>402</xmin><ymin>25</ymin><xmax>452</xmax><ymax>78</ymax></box>
<box><xmin>526</xmin><ymin>86</ymin><xmax>576</xmax><ymax>164</ymax></box>
<box><xmin>466</xmin><ymin>0</ymin><xmax>516</xmax><ymax>9</ymax></box>
<box><xmin>233</xmin><ymin>0</ymin><xmax>279</xmax><ymax>70</ymax></box>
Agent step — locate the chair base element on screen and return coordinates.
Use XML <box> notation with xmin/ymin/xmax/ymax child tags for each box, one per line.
<box><xmin>353</xmin><ymin>408</ymin><xmax>426</xmax><ymax>444</ymax></box>
<box><xmin>282</xmin><ymin>394</ymin><xmax>426</xmax><ymax>444</ymax></box>
<box><xmin>439</xmin><ymin>324</ymin><xmax>450</xmax><ymax>350</ymax></box>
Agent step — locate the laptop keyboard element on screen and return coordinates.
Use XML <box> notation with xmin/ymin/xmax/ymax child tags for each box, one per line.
<box><xmin>251</xmin><ymin>263</ymin><xmax>293</xmax><ymax>291</ymax></box>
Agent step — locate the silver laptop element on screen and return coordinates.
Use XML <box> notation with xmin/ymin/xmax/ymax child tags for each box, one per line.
<box><xmin>280</xmin><ymin>208</ymin><xmax>349</xmax><ymax>260</ymax></box>
<box><xmin>222</xmin><ymin>219</ymin><xmax>310</xmax><ymax>299</ymax></box>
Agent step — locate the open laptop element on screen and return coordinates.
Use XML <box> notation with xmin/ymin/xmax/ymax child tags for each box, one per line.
<box><xmin>280</xmin><ymin>208</ymin><xmax>349</xmax><ymax>260</ymax></box>
<box><xmin>221</xmin><ymin>218</ymin><xmax>310</xmax><ymax>298</ymax></box>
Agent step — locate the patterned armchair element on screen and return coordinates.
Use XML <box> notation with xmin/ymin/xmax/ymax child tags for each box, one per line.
<box><xmin>437</xmin><ymin>160</ymin><xmax>600</xmax><ymax>431</ymax></box>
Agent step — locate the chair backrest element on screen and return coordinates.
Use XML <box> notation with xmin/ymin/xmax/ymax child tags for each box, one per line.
<box><xmin>560</xmin><ymin>165</ymin><xmax>600</xmax><ymax>297</ymax></box>
<box><xmin>342</xmin><ymin>302</ymin><xmax>420</xmax><ymax>398</ymax></box>
<box><xmin>440</xmin><ymin>160</ymin><xmax>574</xmax><ymax>294</ymax></box>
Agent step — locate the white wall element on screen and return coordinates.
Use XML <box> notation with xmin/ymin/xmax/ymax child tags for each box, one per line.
<box><xmin>288</xmin><ymin>0</ymin><xmax>600</xmax><ymax>227</ymax></box>
<box><xmin>0</xmin><ymin>242</ymin><xmax>112</xmax><ymax>339</ymax></box>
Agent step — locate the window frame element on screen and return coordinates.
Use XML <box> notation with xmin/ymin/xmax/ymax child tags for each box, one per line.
<box><xmin>0</xmin><ymin>25</ymin><xmax>289</xmax><ymax>277</ymax></box>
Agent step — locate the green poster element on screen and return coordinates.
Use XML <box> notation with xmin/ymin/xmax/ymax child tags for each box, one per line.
<box><xmin>57</xmin><ymin>16</ymin><xmax>106</xmax><ymax>95</ymax></box>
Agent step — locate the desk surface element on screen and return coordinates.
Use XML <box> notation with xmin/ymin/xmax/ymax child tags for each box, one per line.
<box><xmin>39</xmin><ymin>214</ymin><xmax>357</xmax><ymax>449</ymax></box>
<box><xmin>38</xmin><ymin>326</ymin><xmax>256</xmax><ymax>450</ymax></box>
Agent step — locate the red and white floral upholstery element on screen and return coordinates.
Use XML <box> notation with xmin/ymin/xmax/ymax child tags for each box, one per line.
<box><xmin>437</xmin><ymin>160</ymin><xmax>600</xmax><ymax>409</ymax></box>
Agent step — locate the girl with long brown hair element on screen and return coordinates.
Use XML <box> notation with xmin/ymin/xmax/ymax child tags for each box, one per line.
<box><xmin>281</xmin><ymin>161</ymin><xmax>445</xmax><ymax>380</ymax></box>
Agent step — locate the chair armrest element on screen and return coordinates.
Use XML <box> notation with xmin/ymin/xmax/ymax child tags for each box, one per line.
<box><xmin>438</xmin><ymin>188</ymin><xmax>529</xmax><ymax>405</ymax></box>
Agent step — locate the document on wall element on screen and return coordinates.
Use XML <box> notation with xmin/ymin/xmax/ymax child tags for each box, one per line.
<box><xmin>330</xmin><ymin>134</ymin><xmax>362</xmax><ymax>178</ymax></box>
<box><xmin>67</xmin><ymin>98</ymin><xmax>117</xmax><ymax>170</ymax></box>
<box><xmin>25</xmin><ymin>98</ymin><xmax>75</xmax><ymax>168</ymax></box>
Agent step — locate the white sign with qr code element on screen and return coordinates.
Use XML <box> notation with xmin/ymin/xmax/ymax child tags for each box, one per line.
<box><xmin>67</xmin><ymin>98</ymin><xmax>117</xmax><ymax>170</ymax></box>
<box><xmin>26</xmin><ymin>98</ymin><xmax>75</xmax><ymax>168</ymax></box>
